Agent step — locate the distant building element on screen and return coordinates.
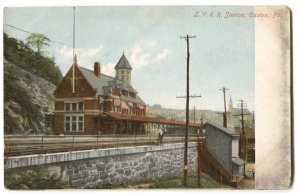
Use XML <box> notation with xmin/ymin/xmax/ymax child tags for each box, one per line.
<box><xmin>203</xmin><ymin>122</ymin><xmax>245</xmax><ymax>177</ymax></box>
<box><xmin>53</xmin><ymin>53</ymin><xmax>146</xmax><ymax>135</ymax></box>
<box><xmin>152</xmin><ymin>104</ymin><xmax>162</xmax><ymax>109</ymax></box>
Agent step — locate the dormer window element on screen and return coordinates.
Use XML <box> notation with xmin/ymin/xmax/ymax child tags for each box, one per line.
<box><xmin>122</xmin><ymin>90</ymin><xmax>129</xmax><ymax>96</ymax></box>
<box><xmin>130</xmin><ymin>92</ymin><xmax>136</xmax><ymax>98</ymax></box>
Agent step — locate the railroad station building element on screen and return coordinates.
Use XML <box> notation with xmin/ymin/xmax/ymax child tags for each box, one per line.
<box><xmin>53</xmin><ymin>53</ymin><xmax>147</xmax><ymax>135</ymax></box>
<box><xmin>53</xmin><ymin>53</ymin><xmax>200</xmax><ymax>135</ymax></box>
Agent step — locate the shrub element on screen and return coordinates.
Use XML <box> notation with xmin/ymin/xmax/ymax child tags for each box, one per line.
<box><xmin>5</xmin><ymin>169</ymin><xmax>67</xmax><ymax>190</ymax></box>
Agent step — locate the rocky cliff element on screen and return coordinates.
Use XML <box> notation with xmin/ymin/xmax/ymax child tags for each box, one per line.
<box><xmin>4</xmin><ymin>60</ymin><xmax>56</xmax><ymax>134</ymax></box>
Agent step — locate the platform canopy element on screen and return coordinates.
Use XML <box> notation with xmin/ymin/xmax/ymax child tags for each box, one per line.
<box><xmin>101</xmin><ymin>112</ymin><xmax>201</xmax><ymax>128</ymax></box>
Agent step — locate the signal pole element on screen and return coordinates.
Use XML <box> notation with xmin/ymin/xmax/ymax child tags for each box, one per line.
<box><xmin>180</xmin><ymin>34</ymin><xmax>196</xmax><ymax>187</ymax></box>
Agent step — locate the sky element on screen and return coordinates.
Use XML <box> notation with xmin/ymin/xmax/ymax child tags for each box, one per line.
<box><xmin>3</xmin><ymin>6</ymin><xmax>255</xmax><ymax>111</ymax></box>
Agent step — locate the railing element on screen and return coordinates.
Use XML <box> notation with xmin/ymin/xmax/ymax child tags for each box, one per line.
<box><xmin>4</xmin><ymin>134</ymin><xmax>205</xmax><ymax>157</ymax></box>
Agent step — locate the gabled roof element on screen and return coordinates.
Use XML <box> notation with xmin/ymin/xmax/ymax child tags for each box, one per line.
<box><xmin>114</xmin><ymin>53</ymin><xmax>132</xmax><ymax>70</ymax></box>
<box><xmin>78</xmin><ymin>67</ymin><xmax>144</xmax><ymax>105</ymax></box>
<box><xmin>202</xmin><ymin>122</ymin><xmax>239</xmax><ymax>137</ymax></box>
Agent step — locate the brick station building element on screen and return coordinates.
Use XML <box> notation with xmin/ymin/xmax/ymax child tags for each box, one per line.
<box><xmin>53</xmin><ymin>53</ymin><xmax>147</xmax><ymax>135</ymax></box>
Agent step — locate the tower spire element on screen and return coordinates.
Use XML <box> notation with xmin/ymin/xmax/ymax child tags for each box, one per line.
<box><xmin>115</xmin><ymin>53</ymin><xmax>132</xmax><ymax>84</ymax></box>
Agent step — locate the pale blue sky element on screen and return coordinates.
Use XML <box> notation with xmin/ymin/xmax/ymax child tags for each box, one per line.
<box><xmin>4</xmin><ymin>6</ymin><xmax>255</xmax><ymax>111</ymax></box>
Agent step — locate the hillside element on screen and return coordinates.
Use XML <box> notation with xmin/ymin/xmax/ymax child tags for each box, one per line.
<box><xmin>4</xmin><ymin>33</ymin><xmax>62</xmax><ymax>134</ymax></box>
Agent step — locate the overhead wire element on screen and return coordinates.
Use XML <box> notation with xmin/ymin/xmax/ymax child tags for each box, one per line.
<box><xmin>5</xmin><ymin>24</ymin><xmax>71</xmax><ymax>47</ymax></box>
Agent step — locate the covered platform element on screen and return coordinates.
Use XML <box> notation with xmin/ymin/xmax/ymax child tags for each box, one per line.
<box><xmin>99</xmin><ymin>112</ymin><xmax>202</xmax><ymax>135</ymax></box>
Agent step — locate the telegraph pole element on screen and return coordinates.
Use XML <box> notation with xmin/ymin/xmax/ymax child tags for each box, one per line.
<box><xmin>194</xmin><ymin>105</ymin><xmax>196</xmax><ymax>123</ymax></box>
<box><xmin>177</xmin><ymin>95</ymin><xmax>202</xmax><ymax>188</ymax></box>
<box><xmin>179</xmin><ymin>34</ymin><xmax>196</xmax><ymax>187</ymax></box>
<box><xmin>252</xmin><ymin>111</ymin><xmax>255</xmax><ymax>129</ymax></box>
<box><xmin>240</xmin><ymin>100</ymin><xmax>246</xmax><ymax>163</ymax></box>
<box><xmin>240</xmin><ymin>100</ymin><xmax>245</xmax><ymax>135</ymax></box>
<box><xmin>219</xmin><ymin>87</ymin><xmax>229</xmax><ymax>128</ymax></box>
<box><xmin>234</xmin><ymin>100</ymin><xmax>251</xmax><ymax>160</ymax></box>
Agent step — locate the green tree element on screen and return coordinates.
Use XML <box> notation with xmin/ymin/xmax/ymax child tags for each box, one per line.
<box><xmin>26</xmin><ymin>33</ymin><xmax>50</xmax><ymax>55</ymax></box>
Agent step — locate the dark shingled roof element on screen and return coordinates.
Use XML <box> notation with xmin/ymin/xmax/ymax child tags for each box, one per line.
<box><xmin>202</xmin><ymin>122</ymin><xmax>239</xmax><ymax>137</ymax></box>
<box><xmin>78</xmin><ymin>67</ymin><xmax>144</xmax><ymax>105</ymax></box>
<box><xmin>114</xmin><ymin>53</ymin><xmax>132</xmax><ymax>70</ymax></box>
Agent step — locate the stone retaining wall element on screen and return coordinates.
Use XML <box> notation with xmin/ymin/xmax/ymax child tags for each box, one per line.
<box><xmin>5</xmin><ymin>143</ymin><xmax>198</xmax><ymax>188</ymax></box>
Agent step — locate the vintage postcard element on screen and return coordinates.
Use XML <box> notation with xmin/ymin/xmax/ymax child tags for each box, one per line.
<box><xmin>2</xmin><ymin>6</ymin><xmax>291</xmax><ymax>190</ymax></box>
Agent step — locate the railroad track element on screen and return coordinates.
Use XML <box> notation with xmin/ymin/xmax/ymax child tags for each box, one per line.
<box><xmin>4</xmin><ymin>135</ymin><xmax>205</xmax><ymax>157</ymax></box>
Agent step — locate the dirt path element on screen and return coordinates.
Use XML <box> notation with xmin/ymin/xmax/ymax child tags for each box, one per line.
<box><xmin>237</xmin><ymin>163</ymin><xmax>255</xmax><ymax>189</ymax></box>
<box><xmin>237</xmin><ymin>179</ymin><xmax>255</xmax><ymax>189</ymax></box>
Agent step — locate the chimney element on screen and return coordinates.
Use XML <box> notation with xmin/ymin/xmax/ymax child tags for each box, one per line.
<box><xmin>94</xmin><ymin>62</ymin><xmax>101</xmax><ymax>78</ymax></box>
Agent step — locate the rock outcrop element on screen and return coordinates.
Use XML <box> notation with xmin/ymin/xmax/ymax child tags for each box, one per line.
<box><xmin>4</xmin><ymin>60</ymin><xmax>56</xmax><ymax>134</ymax></box>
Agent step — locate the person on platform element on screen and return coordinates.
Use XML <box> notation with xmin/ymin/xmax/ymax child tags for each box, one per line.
<box><xmin>157</xmin><ymin>128</ymin><xmax>163</xmax><ymax>145</ymax></box>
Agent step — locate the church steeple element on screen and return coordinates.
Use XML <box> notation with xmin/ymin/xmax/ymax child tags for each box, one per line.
<box><xmin>115</xmin><ymin>53</ymin><xmax>132</xmax><ymax>84</ymax></box>
<box><xmin>229</xmin><ymin>96</ymin><xmax>233</xmax><ymax>112</ymax></box>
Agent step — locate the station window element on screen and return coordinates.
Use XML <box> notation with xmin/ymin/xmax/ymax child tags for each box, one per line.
<box><xmin>64</xmin><ymin>115</ymin><xmax>84</xmax><ymax>132</ymax></box>
<box><xmin>72</xmin><ymin>103</ymin><xmax>77</xmax><ymax>111</ymax></box>
<box><xmin>65</xmin><ymin>101</ymin><xmax>84</xmax><ymax>112</ymax></box>
<box><xmin>65</xmin><ymin>103</ymin><xmax>70</xmax><ymax>111</ymax></box>
<box><xmin>78</xmin><ymin>101</ymin><xmax>83</xmax><ymax>111</ymax></box>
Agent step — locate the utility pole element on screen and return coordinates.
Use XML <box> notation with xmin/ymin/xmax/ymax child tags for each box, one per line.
<box><xmin>219</xmin><ymin>87</ymin><xmax>229</xmax><ymax>128</ymax></box>
<box><xmin>252</xmin><ymin>111</ymin><xmax>255</xmax><ymax>129</ymax></box>
<box><xmin>179</xmin><ymin>34</ymin><xmax>196</xmax><ymax>187</ymax></box>
<box><xmin>234</xmin><ymin>100</ymin><xmax>251</xmax><ymax>161</ymax></box>
<box><xmin>194</xmin><ymin>105</ymin><xmax>196</xmax><ymax>124</ymax></box>
<box><xmin>240</xmin><ymin>100</ymin><xmax>245</xmax><ymax>138</ymax></box>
